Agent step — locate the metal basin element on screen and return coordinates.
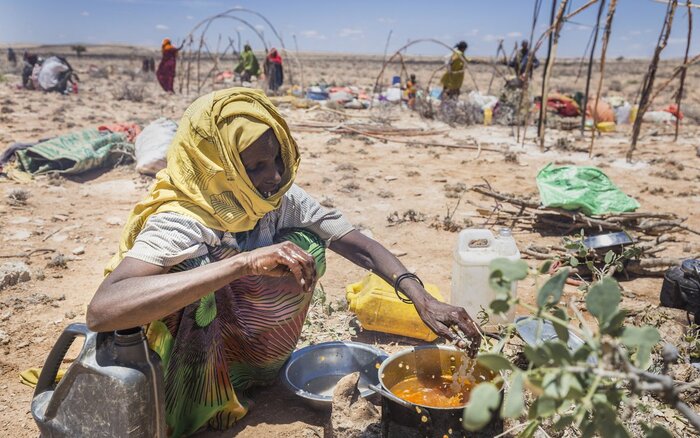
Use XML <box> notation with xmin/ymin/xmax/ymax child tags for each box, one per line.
<box><xmin>281</xmin><ymin>341</ymin><xmax>388</xmax><ymax>410</ymax></box>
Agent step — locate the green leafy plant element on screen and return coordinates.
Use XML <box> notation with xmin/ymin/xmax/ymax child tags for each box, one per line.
<box><xmin>462</xmin><ymin>258</ymin><xmax>700</xmax><ymax>437</ymax></box>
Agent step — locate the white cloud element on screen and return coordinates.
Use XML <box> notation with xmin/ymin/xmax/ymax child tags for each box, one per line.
<box><xmin>377</xmin><ymin>17</ymin><xmax>396</xmax><ymax>24</ymax></box>
<box><xmin>483</xmin><ymin>34</ymin><xmax>504</xmax><ymax>42</ymax></box>
<box><xmin>155</xmin><ymin>24</ymin><xmax>169</xmax><ymax>30</ymax></box>
<box><xmin>300</xmin><ymin>30</ymin><xmax>326</xmax><ymax>40</ymax></box>
<box><xmin>339</xmin><ymin>28</ymin><xmax>364</xmax><ymax>38</ymax></box>
<box><xmin>186</xmin><ymin>15</ymin><xmax>194</xmax><ymax>20</ymax></box>
<box><xmin>80</xmin><ymin>11</ymin><xmax>89</xmax><ymax>16</ymax></box>
<box><xmin>507</xmin><ymin>31</ymin><xmax>522</xmax><ymax>38</ymax></box>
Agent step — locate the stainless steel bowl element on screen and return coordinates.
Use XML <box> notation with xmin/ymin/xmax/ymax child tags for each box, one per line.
<box><xmin>281</xmin><ymin>341</ymin><xmax>388</xmax><ymax>409</ymax></box>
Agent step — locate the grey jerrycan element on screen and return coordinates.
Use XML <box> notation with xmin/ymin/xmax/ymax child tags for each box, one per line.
<box><xmin>31</xmin><ymin>323</ymin><xmax>166</xmax><ymax>437</ymax></box>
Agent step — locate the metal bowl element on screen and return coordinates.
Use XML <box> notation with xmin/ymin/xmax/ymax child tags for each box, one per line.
<box><xmin>281</xmin><ymin>341</ymin><xmax>388</xmax><ymax>409</ymax></box>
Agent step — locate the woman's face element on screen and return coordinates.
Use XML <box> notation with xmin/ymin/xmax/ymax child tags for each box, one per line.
<box><xmin>240</xmin><ymin>129</ymin><xmax>285</xmax><ymax>198</ymax></box>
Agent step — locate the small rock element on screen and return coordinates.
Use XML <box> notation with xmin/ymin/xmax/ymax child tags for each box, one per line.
<box><xmin>0</xmin><ymin>330</ymin><xmax>9</xmax><ymax>345</ymax></box>
<box><xmin>330</xmin><ymin>372</ymin><xmax>381</xmax><ymax>438</ymax></box>
<box><xmin>0</xmin><ymin>310</ymin><xmax>12</xmax><ymax>321</ymax></box>
<box><xmin>105</xmin><ymin>217</ymin><xmax>123</xmax><ymax>226</ymax></box>
<box><xmin>64</xmin><ymin>311</ymin><xmax>76</xmax><ymax>320</ymax></box>
<box><xmin>16</xmin><ymin>341</ymin><xmax>29</xmax><ymax>349</ymax></box>
<box><xmin>389</xmin><ymin>248</ymin><xmax>407</xmax><ymax>257</ymax></box>
<box><xmin>71</xmin><ymin>246</ymin><xmax>85</xmax><ymax>256</ymax></box>
<box><xmin>51</xmin><ymin>214</ymin><xmax>70</xmax><ymax>222</ymax></box>
<box><xmin>46</xmin><ymin>254</ymin><xmax>67</xmax><ymax>269</ymax></box>
<box><xmin>4</xmin><ymin>229</ymin><xmax>31</xmax><ymax>241</ymax></box>
<box><xmin>0</xmin><ymin>261</ymin><xmax>32</xmax><ymax>291</ymax></box>
<box><xmin>383</xmin><ymin>176</ymin><xmax>398</xmax><ymax>182</ymax></box>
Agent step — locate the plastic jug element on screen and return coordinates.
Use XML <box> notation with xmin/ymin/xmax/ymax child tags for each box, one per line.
<box><xmin>450</xmin><ymin>228</ymin><xmax>521</xmax><ymax>325</ymax></box>
<box><xmin>483</xmin><ymin>108</ymin><xmax>493</xmax><ymax>125</ymax></box>
<box><xmin>31</xmin><ymin>323</ymin><xmax>166</xmax><ymax>438</ymax></box>
<box><xmin>346</xmin><ymin>273</ymin><xmax>444</xmax><ymax>341</ymax></box>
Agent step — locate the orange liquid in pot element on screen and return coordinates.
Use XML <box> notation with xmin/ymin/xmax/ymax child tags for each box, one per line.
<box><xmin>389</xmin><ymin>375</ymin><xmax>473</xmax><ymax>408</ymax></box>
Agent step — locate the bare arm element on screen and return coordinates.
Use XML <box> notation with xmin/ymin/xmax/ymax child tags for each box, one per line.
<box><xmin>87</xmin><ymin>241</ymin><xmax>316</xmax><ymax>332</ymax></box>
<box><xmin>329</xmin><ymin>230</ymin><xmax>481</xmax><ymax>354</ymax></box>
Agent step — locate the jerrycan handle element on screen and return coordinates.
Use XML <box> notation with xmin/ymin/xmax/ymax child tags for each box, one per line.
<box><xmin>34</xmin><ymin>323</ymin><xmax>89</xmax><ymax>398</ymax></box>
<box><xmin>456</xmin><ymin>229</ymin><xmax>495</xmax><ymax>253</ymax></box>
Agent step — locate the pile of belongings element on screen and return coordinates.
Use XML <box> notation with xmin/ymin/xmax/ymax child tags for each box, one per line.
<box><xmin>30</xmin><ymin>56</ymin><xmax>79</xmax><ymax>94</ymax></box>
<box><xmin>304</xmin><ymin>84</ymin><xmax>371</xmax><ymax>109</ymax></box>
<box><xmin>1</xmin><ymin>119</ymin><xmax>178</xmax><ymax>178</ymax></box>
<box><xmin>643</xmin><ymin>104</ymin><xmax>683</xmax><ymax>124</ymax></box>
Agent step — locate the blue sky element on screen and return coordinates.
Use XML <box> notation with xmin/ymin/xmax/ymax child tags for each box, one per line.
<box><xmin>0</xmin><ymin>0</ymin><xmax>696</xmax><ymax>58</ymax></box>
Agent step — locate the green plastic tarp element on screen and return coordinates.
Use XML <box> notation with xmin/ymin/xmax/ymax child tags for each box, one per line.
<box><xmin>15</xmin><ymin>128</ymin><xmax>134</xmax><ymax>175</ymax></box>
<box><xmin>536</xmin><ymin>163</ymin><xmax>640</xmax><ymax>216</ymax></box>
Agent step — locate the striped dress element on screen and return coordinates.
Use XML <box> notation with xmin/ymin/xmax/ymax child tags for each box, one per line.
<box><xmin>126</xmin><ymin>185</ymin><xmax>353</xmax><ymax>437</ymax></box>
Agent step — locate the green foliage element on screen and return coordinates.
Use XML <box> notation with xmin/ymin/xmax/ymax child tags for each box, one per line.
<box><xmin>461</xmin><ymin>247</ymin><xmax>679</xmax><ymax>437</ymax></box>
<box><xmin>462</xmin><ymin>382</ymin><xmax>500</xmax><ymax>431</ymax></box>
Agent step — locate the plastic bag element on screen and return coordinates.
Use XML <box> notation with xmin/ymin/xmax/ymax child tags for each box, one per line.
<box><xmin>536</xmin><ymin>163</ymin><xmax>640</xmax><ymax>216</ymax></box>
<box><xmin>37</xmin><ymin>57</ymin><xmax>70</xmax><ymax>91</ymax></box>
<box><xmin>134</xmin><ymin>118</ymin><xmax>178</xmax><ymax>175</ymax></box>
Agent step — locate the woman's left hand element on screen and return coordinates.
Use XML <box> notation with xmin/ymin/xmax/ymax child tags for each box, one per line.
<box><xmin>415</xmin><ymin>298</ymin><xmax>482</xmax><ymax>357</ymax></box>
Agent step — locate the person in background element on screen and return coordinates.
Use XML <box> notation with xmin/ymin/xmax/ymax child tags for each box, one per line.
<box><xmin>87</xmin><ymin>87</ymin><xmax>481</xmax><ymax>438</ymax></box>
<box><xmin>509</xmin><ymin>39</ymin><xmax>540</xmax><ymax>79</ymax></box>
<box><xmin>404</xmin><ymin>73</ymin><xmax>418</xmax><ymax>110</ymax></box>
<box><xmin>234</xmin><ymin>44</ymin><xmax>261</xmax><ymax>83</ymax></box>
<box><xmin>264</xmin><ymin>48</ymin><xmax>284</xmax><ymax>93</ymax></box>
<box><xmin>7</xmin><ymin>48</ymin><xmax>17</xmax><ymax>66</ymax></box>
<box><xmin>156</xmin><ymin>38</ymin><xmax>186</xmax><ymax>93</ymax></box>
<box><xmin>440</xmin><ymin>41</ymin><xmax>468</xmax><ymax>100</ymax></box>
<box><xmin>21</xmin><ymin>52</ymin><xmax>39</xmax><ymax>89</ymax></box>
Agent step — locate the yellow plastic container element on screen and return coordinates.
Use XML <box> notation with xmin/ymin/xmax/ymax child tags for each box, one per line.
<box><xmin>483</xmin><ymin>108</ymin><xmax>493</xmax><ymax>125</ymax></box>
<box><xmin>630</xmin><ymin>105</ymin><xmax>639</xmax><ymax>123</ymax></box>
<box><xmin>596</xmin><ymin>121</ymin><xmax>616</xmax><ymax>132</ymax></box>
<box><xmin>346</xmin><ymin>273</ymin><xmax>444</xmax><ymax>341</ymax></box>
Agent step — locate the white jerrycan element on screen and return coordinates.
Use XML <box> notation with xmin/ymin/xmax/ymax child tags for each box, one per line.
<box><xmin>450</xmin><ymin>228</ymin><xmax>521</xmax><ymax>325</ymax></box>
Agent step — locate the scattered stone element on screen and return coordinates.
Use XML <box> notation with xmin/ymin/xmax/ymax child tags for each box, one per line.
<box><xmin>330</xmin><ymin>372</ymin><xmax>381</xmax><ymax>438</ymax></box>
<box><xmin>320</xmin><ymin>197</ymin><xmax>335</xmax><ymax>208</ymax></box>
<box><xmin>51</xmin><ymin>214</ymin><xmax>70</xmax><ymax>222</ymax></box>
<box><xmin>33</xmin><ymin>269</ymin><xmax>45</xmax><ymax>281</ymax></box>
<box><xmin>4</xmin><ymin>229</ymin><xmax>31</xmax><ymax>241</ymax></box>
<box><xmin>71</xmin><ymin>246</ymin><xmax>85</xmax><ymax>256</ymax></box>
<box><xmin>383</xmin><ymin>176</ymin><xmax>398</xmax><ymax>182</ymax></box>
<box><xmin>0</xmin><ymin>331</ymin><xmax>9</xmax><ymax>345</ymax></box>
<box><xmin>16</xmin><ymin>341</ymin><xmax>29</xmax><ymax>349</ymax></box>
<box><xmin>0</xmin><ymin>310</ymin><xmax>12</xmax><ymax>321</ymax></box>
<box><xmin>389</xmin><ymin>248</ymin><xmax>407</xmax><ymax>257</ymax></box>
<box><xmin>46</xmin><ymin>254</ymin><xmax>67</xmax><ymax>269</ymax></box>
<box><xmin>0</xmin><ymin>262</ymin><xmax>32</xmax><ymax>291</ymax></box>
<box><xmin>105</xmin><ymin>216</ymin><xmax>123</xmax><ymax>226</ymax></box>
<box><xmin>377</xmin><ymin>190</ymin><xmax>394</xmax><ymax>198</ymax></box>
<box><xmin>64</xmin><ymin>311</ymin><xmax>76</xmax><ymax>320</ymax></box>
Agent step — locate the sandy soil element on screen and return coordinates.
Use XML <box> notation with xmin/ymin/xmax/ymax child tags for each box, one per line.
<box><xmin>0</xmin><ymin>48</ymin><xmax>699</xmax><ymax>437</ymax></box>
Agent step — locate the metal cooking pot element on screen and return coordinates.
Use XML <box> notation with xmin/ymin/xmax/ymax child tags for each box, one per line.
<box><xmin>371</xmin><ymin>345</ymin><xmax>502</xmax><ymax>438</ymax></box>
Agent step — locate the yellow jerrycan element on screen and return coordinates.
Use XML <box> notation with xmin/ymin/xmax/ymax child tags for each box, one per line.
<box><xmin>346</xmin><ymin>273</ymin><xmax>444</xmax><ymax>342</ymax></box>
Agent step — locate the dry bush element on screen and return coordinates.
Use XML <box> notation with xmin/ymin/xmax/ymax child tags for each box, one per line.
<box><xmin>113</xmin><ymin>83</ymin><xmax>146</xmax><ymax>102</ymax></box>
<box><xmin>609</xmin><ymin>79</ymin><xmax>623</xmax><ymax>92</ymax></box>
<box><xmin>6</xmin><ymin>188</ymin><xmax>30</xmax><ymax>206</ymax></box>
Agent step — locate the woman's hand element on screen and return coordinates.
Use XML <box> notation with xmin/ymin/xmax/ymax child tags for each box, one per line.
<box><xmin>415</xmin><ymin>298</ymin><xmax>482</xmax><ymax>357</ymax></box>
<box><xmin>240</xmin><ymin>242</ymin><xmax>317</xmax><ymax>293</ymax></box>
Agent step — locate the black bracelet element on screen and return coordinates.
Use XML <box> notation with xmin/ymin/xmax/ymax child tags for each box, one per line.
<box><xmin>393</xmin><ymin>273</ymin><xmax>424</xmax><ymax>304</ymax></box>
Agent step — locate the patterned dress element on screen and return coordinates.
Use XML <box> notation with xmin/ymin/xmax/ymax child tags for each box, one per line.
<box><xmin>126</xmin><ymin>186</ymin><xmax>353</xmax><ymax>437</ymax></box>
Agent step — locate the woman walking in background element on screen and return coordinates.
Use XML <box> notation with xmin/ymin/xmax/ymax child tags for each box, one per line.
<box><xmin>157</xmin><ymin>38</ymin><xmax>185</xmax><ymax>93</ymax></box>
<box><xmin>264</xmin><ymin>48</ymin><xmax>284</xmax><ymax>93</ymax></box>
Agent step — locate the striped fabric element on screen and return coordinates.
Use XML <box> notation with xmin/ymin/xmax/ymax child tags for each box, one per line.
<box><xmin>129</xmin><ymin>188</ymin><xmax>351</xmax><ymax>438</ymax></box>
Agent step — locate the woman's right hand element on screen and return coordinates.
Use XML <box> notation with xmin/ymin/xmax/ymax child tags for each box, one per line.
<box><xmin>240</xmin><ymin>242</ymin><xmax>317</xmax><ymax>293</ymax></box>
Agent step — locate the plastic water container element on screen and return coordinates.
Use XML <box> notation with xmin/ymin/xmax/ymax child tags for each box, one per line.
<box><xmin>346</xmin><ymin>273</ymin><xmax>445</xmax><ymax>341</ymax></box>
<box><xmin>450</xmin><ymin>228</ymin><xmax>521</xmax><ymax>325</ymax></box>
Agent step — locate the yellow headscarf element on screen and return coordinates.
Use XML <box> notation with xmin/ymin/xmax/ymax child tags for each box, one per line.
<box><xmin>105</xmin><ymin>87</ymin><xmax>300</xmax><ymax>274</ymax></box>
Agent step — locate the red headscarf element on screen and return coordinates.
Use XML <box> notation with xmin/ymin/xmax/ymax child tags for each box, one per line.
<box><xmin>267</xmin><ymin>48</ymin><xmax>282</xmax><ymax>65</ymax></box>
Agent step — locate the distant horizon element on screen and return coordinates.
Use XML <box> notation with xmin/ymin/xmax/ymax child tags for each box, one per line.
<box><xmin>1</xmin><ymin>0</ymin><xmax>697</xmax><ymax>59</ymax></box>
<box><xmin>0</xmin><ymin>41</ymin><xmax>687</xmax><ymax>62</ymax></box>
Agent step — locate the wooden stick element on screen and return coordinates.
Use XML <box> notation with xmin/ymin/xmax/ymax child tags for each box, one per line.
<box><xmin>588</xmin><ymin>0</ymin><xmax>617</xmax><ymax>157</ymax></box>
<box><xmin>537</xmin><ymin>0</ymin><xmax>561</xmax><ymax>150</ymax></box>
<box><xmin>581</xmin><ymin>0</ymin><xmax>607</xmax><ymax>134</ymax></box>
<box><xmin>628</xmin><ymin>0</ymin><xmax>678</xmax><ymax>162</ymax></box>
<box><xmin>674</xmin><ymin>0</ymin><xmax>693</xmax><ymax>141</ymax></box>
